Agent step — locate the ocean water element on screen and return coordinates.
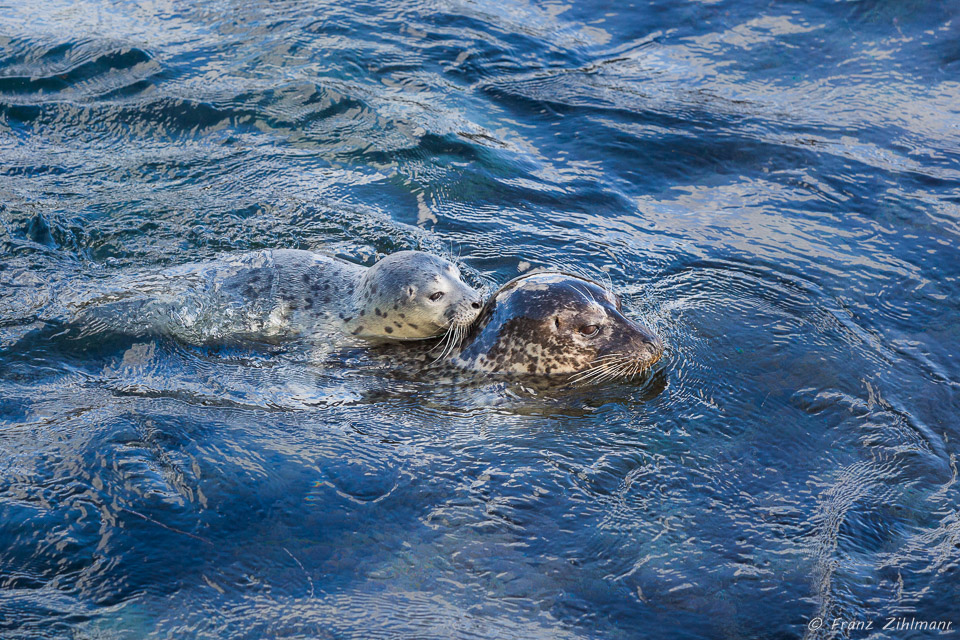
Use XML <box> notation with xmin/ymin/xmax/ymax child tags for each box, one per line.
<box><xmin>1</xmin><ymin>0</ymin><xmax>958</xmax><ymax>638</ymax></box>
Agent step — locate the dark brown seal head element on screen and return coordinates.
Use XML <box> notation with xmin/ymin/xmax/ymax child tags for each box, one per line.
<box><xmin>450</xmin><ymin>272</ymin><xmax>663</xmax><ymax>382</ymax></box>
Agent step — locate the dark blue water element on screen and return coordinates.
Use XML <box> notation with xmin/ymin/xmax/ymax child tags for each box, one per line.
<box><xmin>2</xmin><ymin>1</ymin><xmax>959</xmax><ymax>638</ymax></box>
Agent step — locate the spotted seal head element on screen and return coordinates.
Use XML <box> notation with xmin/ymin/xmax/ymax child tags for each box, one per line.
<box><xmin>450</xmin><ymin>272</ymin><xmax>663</xmax><ymax>382</ymax></box>
<box><xmin>345</xmin><ymin>251</ymin><xmax>483</xmax><ymax>341</ymax></box>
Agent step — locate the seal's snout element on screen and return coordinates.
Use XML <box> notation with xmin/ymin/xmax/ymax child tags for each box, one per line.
<box><xmin>469</xmin><ymin>291</ymin><xmax>483</xmax><ymax>311</ymax></box>
<box><xmin>462</xmin><ymin>287</ymin><xmax>482</xmax><ymax>308</ymax></box>
<box><xmin>623</xmin><ymin>319</ymin><xmax>663</xmax><ymax>368</ymax></box>
<box><xmin>636</xmin><ymin>328</ymin><xmax>664</xmax><ymax>365</ymax></box>
<box><xmin>445</xmin><ymin>290</ymin><xmax>483</xmax><ymax>328</ymax></box>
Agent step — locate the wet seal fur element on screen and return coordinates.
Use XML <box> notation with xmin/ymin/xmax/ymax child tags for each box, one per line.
<box><xmin>381</xmin><ymin>272</ymin><xmax>664</xmax><ymax>384</ymax></box>
<box><xmin>74</xmin><ymin>249</ymin><xmax>483</xmax><ymax>345</ymax></box>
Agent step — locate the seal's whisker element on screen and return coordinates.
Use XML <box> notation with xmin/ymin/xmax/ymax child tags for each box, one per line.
<box><xmin>591</xmin><ymin>353</ymin><xmax>626</xmax><ymax>362</ymax></box>
<box><xmin>442</xmin><ymin>325</ymin><xmax>459</xmax><ymax>359</ymax></box>
<box><xmin>570</xmin><ymin>352</ymin><xmax>644</xmax><ymax>385</ymax></box>
<box><xmin>569</xmin><ymin>367</ymin><xmax>606</xmax><ymax>384</ymax></box>
<box><xmin>578</xmin><ymin>358</ymin><xmax>617</xmax><ymax>371</ymax></box>
<box><xmin>598</xmin><ymin>361</ymin><xmax>628</xmax><ymax>384</ymax></box>
<box><xmin>570</xmin><ymin>353</ymin><xmax>627</xmax><ymax>378</ymax></box>
<box><xmin>592</xmin><ymin>368</ymin><xmax>619</xmax><ymax>385</ymax></box>
<box><xmin>430</xmin><ymin>319</ymin><xmax>469</xmax><ymax>364</ymax></box>
<box><xmin>429</xmin><ymin>322</ymin><xmax>457</xmax><ymax>363</ymax></box>
<box><xmin>570</xmin><ymin>359</ymin><xmax>625</xmax><ymax>384</ymax></box>
<box><xmin>446</xmin><ymin>323</ymin><xmax>463</xmax><ymax>359</ymax></box>
<box><xmin>585</xmin><ymin>352</ymin><xmax>628</xmax><ymax>366</ymax></box>
<box><xmin>429</xmin><ymin>326</ymin><xmax>452</xmax><ymax>354</ymax></box>
<box><xmin>576</xmin><ymin>367</ymin><xmax>607</xmax><ymax>384</ymax></box>
<box><xmin>572</xmin><ymin>284</ymin><xmax>600</xmax><ymax>307</ymax></box>
<box><xmin>570</xmin><ymin>357</ymin><xmax>619</xmax><ymax>378</ymax></box>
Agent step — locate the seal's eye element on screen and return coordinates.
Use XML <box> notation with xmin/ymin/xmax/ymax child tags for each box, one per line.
<box><xmin>579</xmin><ymin>324</ymin><xmax>600</xmax><ymax>337</ymax></box>
<box><xmin>429</xmin><ymin>291</ymin><xmax>445</xmax><ymax>301</ymax></box>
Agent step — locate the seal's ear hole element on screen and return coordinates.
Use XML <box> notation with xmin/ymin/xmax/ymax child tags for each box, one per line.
<box><xmin>554</xmin><ymin>317</ymin><xmax>561</xmax><ymax>331</ymax></box>
<box><xmin>407</xmin><ymin>286</ymin><xmax>415</xmax><ymax>297</ymax></box>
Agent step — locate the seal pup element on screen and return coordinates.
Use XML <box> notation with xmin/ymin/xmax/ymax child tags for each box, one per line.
<box><xmin>376</xmin><ymin>272</ymin><xmax>663</xmax><ymax>384</ymax></box>
<box><xmin>72</xmin><ymin>249</ymin><xmax>483</xmax><ymax>346</ymax></box>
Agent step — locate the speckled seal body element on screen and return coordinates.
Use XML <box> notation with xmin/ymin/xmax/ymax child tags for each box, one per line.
<box><xmin>445</xmin><ymin>272</ymin><xmax>663</xmax><ymax>380</ymax></box>
<box><xmin>75</xmin><ymin>249</ymin><xmax>483</xmax><ymax>345</ymax></box>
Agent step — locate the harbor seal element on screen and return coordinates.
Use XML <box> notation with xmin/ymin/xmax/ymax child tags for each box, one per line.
<box><xmin>378</xmin><ymin>272</ymin><xmax>664</xmax><ymax>383</ymax></box>
<box><xmin>73</xmin><ymin>249</ymin><xmax>483</xmax><ymax>345</ymax></box>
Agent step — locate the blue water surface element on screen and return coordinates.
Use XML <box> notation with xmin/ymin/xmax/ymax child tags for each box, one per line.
<box><xmin>1</xmin><ymin>0</ymin><xmax>958</xmax><ymax>638</ymax></box>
